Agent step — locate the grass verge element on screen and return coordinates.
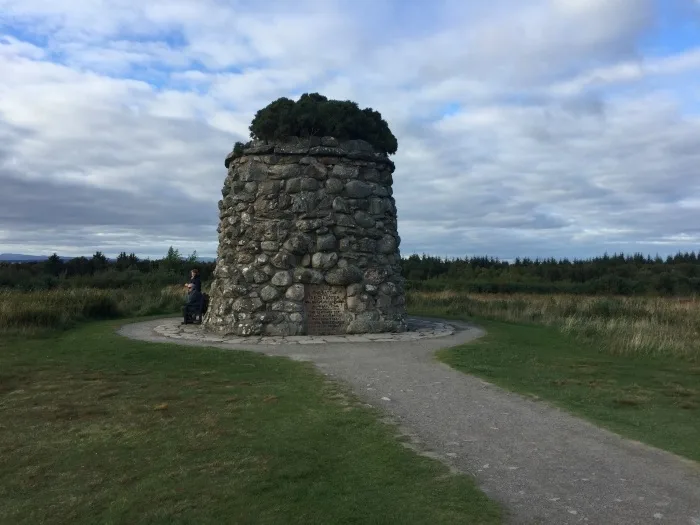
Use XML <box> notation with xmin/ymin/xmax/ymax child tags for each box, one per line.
<box><xmin>0</xmin><ymin>320</ymin><xmax>501</xmax><ymax>525</ymax></box>
<box><xmin>408</xmin><ymin>291</ymin><xmax>699</xmax><ymax>361</ymax></box>
<box><xmin>0</xmin><ymin>287</ymin><xmax>184</xmax><ymax>335</ymax></box>
<box><xmin>434</xmin><ymin>318</ymin><xmax>700</xmax><ymax>463</ymax></box>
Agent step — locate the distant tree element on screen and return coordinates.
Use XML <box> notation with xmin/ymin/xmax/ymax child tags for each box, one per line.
<box><xmin>116</xmin><ymin>252</ymin><xmax>130</xmax><ymax>271</ymax></box>
<box><xmin>656</xmin><ymin>272</ymin><xmax>676</xmax><ymax>295</ymax></box>
<box><xmin>43</xmin><ymin>253</ymin><xmax>63</xmax><ymax>276</ymax></box>
<box><xmin>161</xmin><ymin>246</ymin><xmax>183</xmax><ymax>274</ymax></box>
<box><xmin>91</xmin><ymin>251</ymin><xmax>108</xmax><ymax>273</ymax></box>
<box><xmin>65</xmin><ymin>256</ymin><xmax>91</xmax><ymax>277</ymax></box>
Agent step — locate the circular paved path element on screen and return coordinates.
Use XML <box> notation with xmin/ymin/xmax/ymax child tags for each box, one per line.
<box><xmin>152</xmin><ymin>317</ymin><xmax>455</xmax><ymax>345</ymax></box>
<box><xmin>119</xmin><ymin>317</ymin><xmax>700</xmax><ymax>525</ymax></box>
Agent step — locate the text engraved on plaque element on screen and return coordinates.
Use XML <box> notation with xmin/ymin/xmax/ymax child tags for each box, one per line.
<box><xmin>305</xmin><ymin>285</ymin><xmax>347</xmax><ymax>335</ymax></box>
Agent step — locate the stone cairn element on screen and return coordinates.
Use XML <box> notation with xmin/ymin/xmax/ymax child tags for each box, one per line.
<box><xmin>203</xmin><ymin>136</ymin><xmax>407</xmax><ymax>336</ymax></box>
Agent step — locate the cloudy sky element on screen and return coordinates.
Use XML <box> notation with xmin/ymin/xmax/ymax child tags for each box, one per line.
<box><xmin>0</xmin><ymin>0</ymin><xmax>699</xmax><ymax>260</ymax></box>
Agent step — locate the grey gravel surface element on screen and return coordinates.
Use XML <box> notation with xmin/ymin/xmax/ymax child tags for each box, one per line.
<box><xmin>118</xmin><ymin>318</ymin><xmax>700</xmax><ymax>525</ymax></box>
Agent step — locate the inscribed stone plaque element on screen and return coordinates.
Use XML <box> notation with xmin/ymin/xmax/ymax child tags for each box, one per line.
<box><xmin>304</xmin><ymin>284</ymin><xmax>347</xmax><ymax>335</ymax></box>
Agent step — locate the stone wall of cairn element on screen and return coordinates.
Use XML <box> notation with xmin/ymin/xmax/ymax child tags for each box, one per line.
<box><xmin>203</xmin><ymin>136</ymin><xmax>407</xmax><ymax>336</ymax></box>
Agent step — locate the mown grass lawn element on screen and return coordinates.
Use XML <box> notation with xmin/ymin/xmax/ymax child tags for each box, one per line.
<box><xmin>0</xmin><ymin>319</ymin><xmax>501</xmax><ymax>525</ymax></box>
<box><xmin>434</xmin><ymin>318</ymin><xmax>700</xmax><ymax>463</ymax></box>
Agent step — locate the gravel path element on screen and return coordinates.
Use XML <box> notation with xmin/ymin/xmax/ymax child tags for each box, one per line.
<box><xmin>118</xmin><ymin>318</ymin><xmax>700</xmax><ymax>525</ymax></box>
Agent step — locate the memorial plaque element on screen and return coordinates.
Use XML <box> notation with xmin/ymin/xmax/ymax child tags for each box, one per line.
<box><xmin>304</xmin><ymin>284</ymin><xmax>347</xmax><ymax>335</ymax></box>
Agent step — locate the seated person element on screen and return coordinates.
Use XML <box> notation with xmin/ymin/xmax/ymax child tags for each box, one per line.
<box><xmin>182</xmin><ymin>268</ymin><xmax>203</xmax><ymax>324</ymax></box>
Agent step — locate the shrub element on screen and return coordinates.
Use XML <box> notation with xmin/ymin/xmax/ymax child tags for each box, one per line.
<box><xmin>248</xmin><ymin>93</ymin><xmax>398</xmax><ymax>155</ymax></box>
<box><xmin>81</xmin><ymin>294</ymin><xmax>120</xmax><ymax>319</ymax></box>
<box><xmin>232</xmin><ymin>141</ymin><xmax>246</xmax><ymax>157</ymax></box>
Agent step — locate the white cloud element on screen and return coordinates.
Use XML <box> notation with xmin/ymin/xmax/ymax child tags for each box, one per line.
<box><xmin>0</xmin><ymin>0</ymin><xmax>698</xmax><ymax>259</ymax></box>
<box><xmin>549</xmin><ymin>47</ymin><xmax>700</xmax><ymax>96</ymax></box>
<box><xmin>0</xmin><ymin>35</ymin><xmax>45</xmax><ymax>59</ymax></box>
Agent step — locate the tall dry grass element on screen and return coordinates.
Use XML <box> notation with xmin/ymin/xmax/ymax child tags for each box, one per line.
<box><xmin>0</xmin><ymin>286</ymin><xmax>185</xmax><ymax>335</ymax></box>
<box><xmin>408</xmin><ymin>291</ymin><xmax>700</xmax><ymax>361</ymax></box>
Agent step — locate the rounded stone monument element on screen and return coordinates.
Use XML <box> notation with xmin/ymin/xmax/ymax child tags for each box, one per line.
<box><xmin>203</xmin><ymin>100</ymin><xmax>406</xmax><ymax>337</ymax></box>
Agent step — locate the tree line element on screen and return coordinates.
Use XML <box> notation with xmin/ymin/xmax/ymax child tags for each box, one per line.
<box><xmin>0</xmin><ymin>248</ymin><xmax>215</xmax><ymax>291</ymax></box>
<box><xmin>2</xmin><ymin>249</ymin><xmax>699</xmax><ymax>296</ymax></box>
<box><xmin>403</xmin><ymin>252</ymin><xmax>700</xmax><ymax>296</ymax></box>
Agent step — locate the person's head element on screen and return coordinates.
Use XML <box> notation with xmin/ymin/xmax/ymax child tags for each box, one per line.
<box><xmin>190</xmin><ymin>268</ymin><xmax>200</xmax><ymax>277</ymax></box>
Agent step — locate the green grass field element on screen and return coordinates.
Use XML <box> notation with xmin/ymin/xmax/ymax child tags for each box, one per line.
<box><xmin>0</xmin><ymin>319</ymin><xmax>501</xmax><ymax>525</ymax></box>
<box><xmin>3</xmin><ymin>285</ymin><xmax>699</xmax><ymax>523</ymax></box>
<box><xmin>437</xmin><ymin>320</ymin><xmax>700</xmax><ymax>463</ymax></box>
<box><xmin>406</xmin><ymin>291</ymin><xmax>700</xmax><ymax>463</ymax></box>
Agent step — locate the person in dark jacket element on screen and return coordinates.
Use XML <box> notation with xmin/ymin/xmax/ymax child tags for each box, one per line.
<box><xmin>182</xmin><ymin>268</ymin><xmax>203</xmax><ymax>324</ymax></box>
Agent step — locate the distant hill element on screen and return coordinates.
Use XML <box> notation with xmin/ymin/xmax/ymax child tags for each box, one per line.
<box><xmin>0</xmin><ymin>253</ymin><xmax>216</xmax><ymax>263</ymax></box>
<box><xmin>0</xmin><ymin>253</ymin><xmax>54</xmax><ymax>262</ymax></box>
